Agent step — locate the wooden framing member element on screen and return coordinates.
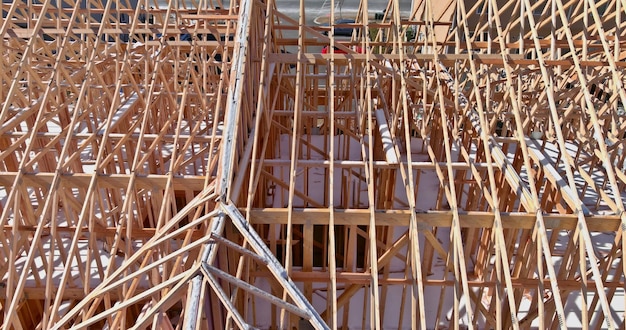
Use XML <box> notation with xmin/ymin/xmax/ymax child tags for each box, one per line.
<box><xmin>1</xmin><ymin>0</ymin><xmax>625</xmax><ymax>329</ymax></box>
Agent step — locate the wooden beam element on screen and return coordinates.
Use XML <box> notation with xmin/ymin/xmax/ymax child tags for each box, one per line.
<box><xmin>245</xmin><ymin>208</ymin><xmax>621</xmax><ymax>231</ymax></box>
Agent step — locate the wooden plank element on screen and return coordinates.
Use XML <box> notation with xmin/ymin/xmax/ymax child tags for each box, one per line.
<box><xmin>2</xmin><ymin>0</ymin><xmax>626</xmax><ymax>328</ymax></box>
<box><xmin>0</xmin><ymin>172</ymin><xmax>209</xmax><ymax>191</ymax></box>
<box><xmin>245</xmin><ymin>208</ymin><xmax>620</xmax><ymax>231</ymax></box>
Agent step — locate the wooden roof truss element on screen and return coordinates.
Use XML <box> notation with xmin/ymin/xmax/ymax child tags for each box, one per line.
<box><xmin>1</xmin><ymin>0</ymin><xmax>626</xmax><ymax>329</ymax></box>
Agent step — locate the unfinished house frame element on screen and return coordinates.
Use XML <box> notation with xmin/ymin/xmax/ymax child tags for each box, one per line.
<box><xmin>1</xmin><ymin>0</ymin><xmax>625</xmax><ymax>328</ymax></box>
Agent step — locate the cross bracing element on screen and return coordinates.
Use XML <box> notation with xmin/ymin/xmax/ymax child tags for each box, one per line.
<box><xmin>1</xmin><ymin>0</ymin><xmax>626</xmax><ymax>329</ymax></box>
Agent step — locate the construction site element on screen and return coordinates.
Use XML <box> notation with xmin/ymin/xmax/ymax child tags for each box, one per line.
<box><xmin>1</xmin><ymin>0</ymin><xmax>626</xmax><ymax>328</ymax></box>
